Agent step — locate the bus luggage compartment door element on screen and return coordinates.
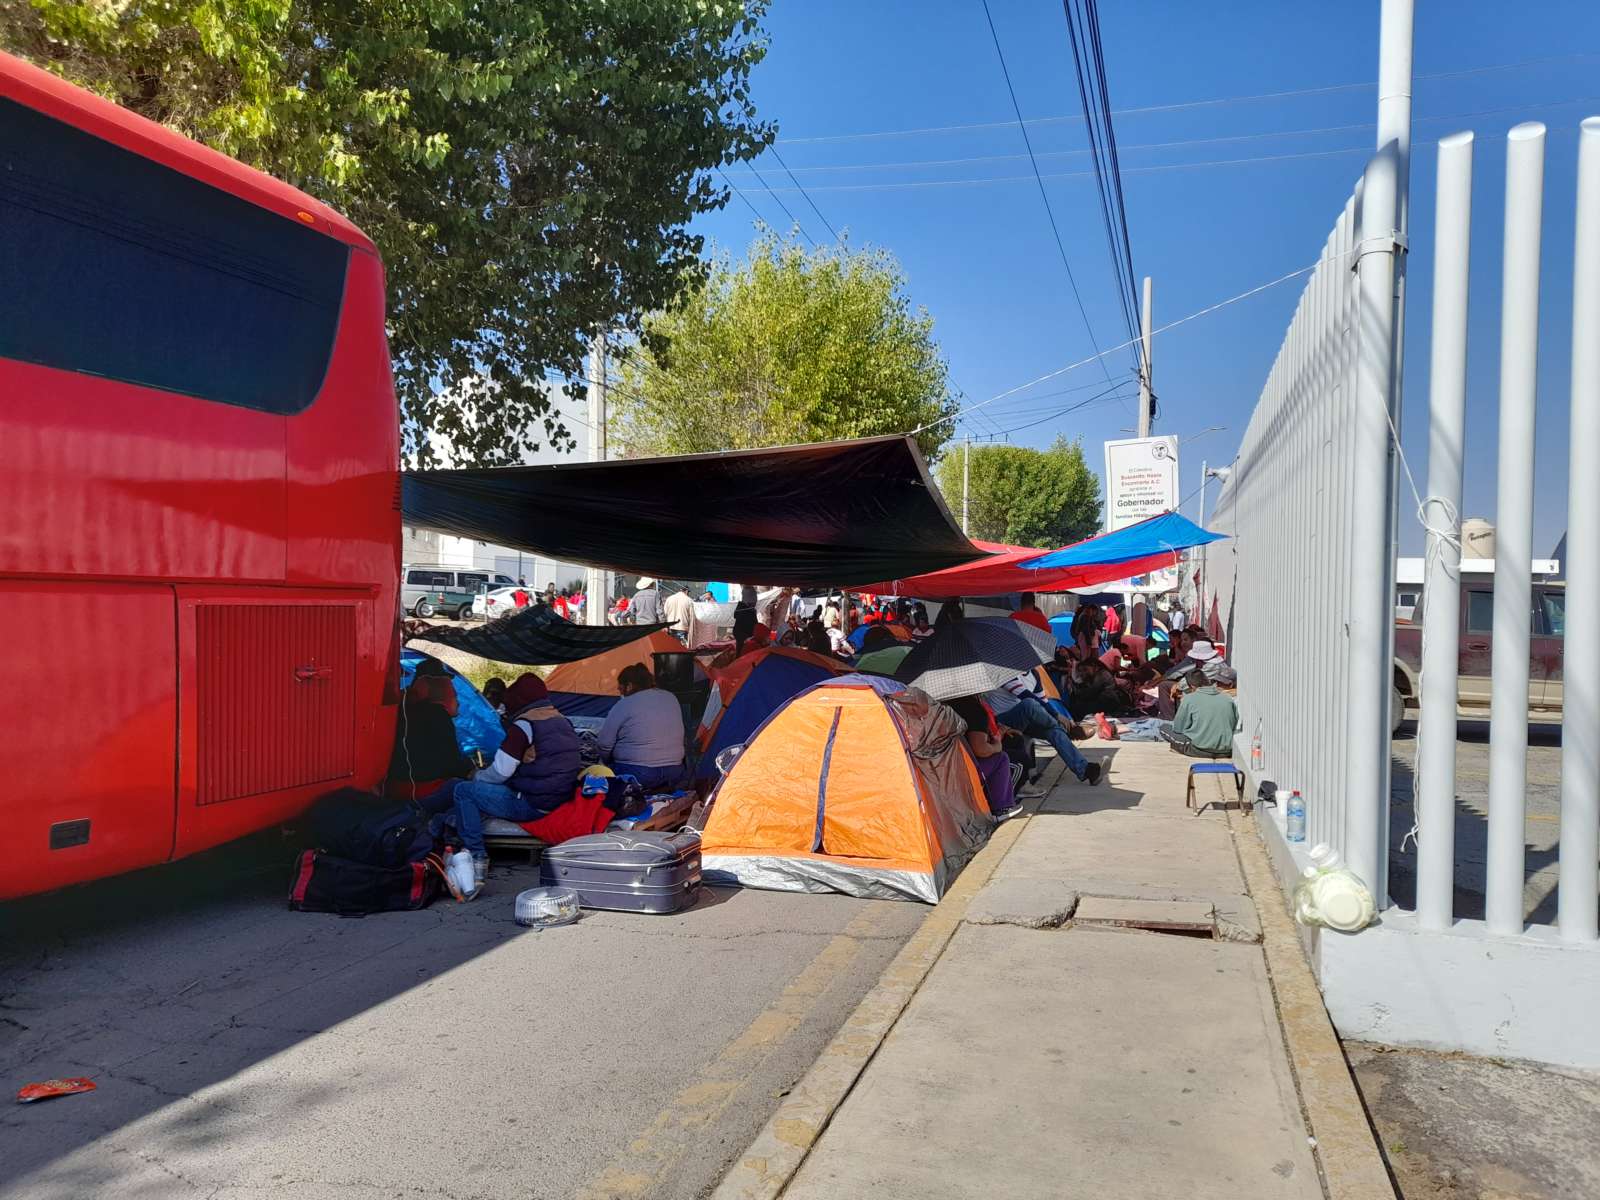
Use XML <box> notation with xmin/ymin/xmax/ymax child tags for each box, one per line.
<box><xmin>3</xmin><ymin>581</ymin><xmax>177</xmax><ymax>900</ymax></box>
<box><xmin>176</xmin><ymin>595</ymin><xmax>360</xmax><ymax>858</ymax></box>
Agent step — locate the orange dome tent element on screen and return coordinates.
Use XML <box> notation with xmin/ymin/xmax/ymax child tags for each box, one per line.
<box><xmin>701</xmin><ymin>675</ymin><xmax>993</xmax><ymax>903</ymax></box>
<box><xmin>544</xmin><ymin>630</ymin><xmax>704</xmax><ymax>717</ymax></box>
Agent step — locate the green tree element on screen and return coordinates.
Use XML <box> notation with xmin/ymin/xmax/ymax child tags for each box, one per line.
<box><xmin>612</xmin><ymin>236</ymin><xmax>956</xmax><ymax>458</ymax></box>
<box><xmin>935</xmin><ymin>437</ymin><xmax>1102</xmax><ymax>548</ymax></box>
<box><xmin>4</xmin><ymin>1</ymin><xmax>772</xmax><ymax>465</ymax></box>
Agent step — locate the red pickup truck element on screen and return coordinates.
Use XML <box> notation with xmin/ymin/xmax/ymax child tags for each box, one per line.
<box><xmin>1393</xmin><ymin>579</ymin><xmax>1566</xmax><ymax>730</ymax></box>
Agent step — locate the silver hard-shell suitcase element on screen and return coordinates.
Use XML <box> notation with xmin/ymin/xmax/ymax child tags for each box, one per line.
<box><xmin>538</xmin><ymin>829</ymin><xmax>701</xmax><ymax>913</ymax></box>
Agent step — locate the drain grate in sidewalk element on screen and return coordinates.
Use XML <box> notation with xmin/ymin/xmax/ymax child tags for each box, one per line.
<box><xmin>1070</xmin><ymin>897</ymin><xmax>1218</xmax><ymax>938</ymax></box>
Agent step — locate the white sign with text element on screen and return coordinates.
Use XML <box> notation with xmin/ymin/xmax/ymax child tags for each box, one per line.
<box><xmin>1103</xmin><ymin>435</ymin><xmax>1179</xmax><ymax>593</ymax></box>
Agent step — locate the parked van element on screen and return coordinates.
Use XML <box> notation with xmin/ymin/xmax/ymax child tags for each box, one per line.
<box><xmin>401</xmin><ymin>564</ymin><xmax>516</xmax><ymax>619</ymax></box>
<box><xmin>1393</xmin><ymin>578</ymin><xmax>1565</xmax><ymax>729</ymax></box>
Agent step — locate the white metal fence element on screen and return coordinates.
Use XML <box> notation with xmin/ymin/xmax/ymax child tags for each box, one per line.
<box><xmin>1207</xmin><ymin>117</ymin><xmax>1600</xmax><ymax>951</ymax></box>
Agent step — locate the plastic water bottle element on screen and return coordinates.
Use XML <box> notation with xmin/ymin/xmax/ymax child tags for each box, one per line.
<box><xmin>1250</xmin><ymin>721</ymin><xmax>1264</xmax><ymax>771</ymax></box>
<box><xmin>1285</xmin><ymin>791</ymin><xmax>1307</xmax><ymax>843</ymax></box>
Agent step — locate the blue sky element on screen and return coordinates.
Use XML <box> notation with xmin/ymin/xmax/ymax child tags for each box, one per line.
<box><xmin>689</xmin><ymin>0</ymin><xmax>1600</xmax><ymax>555</ymax></box>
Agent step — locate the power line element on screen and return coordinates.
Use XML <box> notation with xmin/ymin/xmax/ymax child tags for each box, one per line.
<box><xmin>990</xmin><ymin>380</ymin><xmax>1138</xmax><ymax>436</ymax></box>
<box><xmin>775</xmin><ymin>52</ymin><xmax>1600</xmax><ymax>144</ymax></box>
<box><xmin>914</xmin><ymin>253</ymin><xmax>1340</xmax><ymax>435</ymax></box>
<box><xmin>980</xmin><ymin>0</ymin><xmax>1117</xmax><ymax>390</ymax></box>
<box><xmin>767</xmin><ymin>145</ymin><xmax>841</xmax><ymax>242</ymax></box>
<box><xmin>742</xmin><ymin>160</ymin><xmax>817</xmax><ymax>246</ymax></box>
<box><xmin>718</xmin><ymin>166</ymin><xmax>779</xmax><ymax>231</ymax></box>
<box><xmin>732</xmin><ymin>93</ymin><xmax>1600</xmax><ymax>176</ymax></box>
<box><xmin>1063</xmin><ymin>0</ymin><xmax>1141</xmax><ymax>364</ymax></box>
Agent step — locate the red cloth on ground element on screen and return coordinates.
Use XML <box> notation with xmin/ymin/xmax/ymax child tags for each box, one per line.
<box><xmin>1010</xmin><ymin>609</ymin><xmax>1052</xmax><ymax>633</ymax></box>
<box><xmin>517</xmin><ymin>791</ymin><xmax>612</xmax><ymax>844</ymax></box>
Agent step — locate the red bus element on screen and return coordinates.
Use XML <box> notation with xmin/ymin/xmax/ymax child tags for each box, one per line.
<box><xmin>1</xmin><ymin>53</ymin><xmax>401</xmax><ymax>899</ymax></box>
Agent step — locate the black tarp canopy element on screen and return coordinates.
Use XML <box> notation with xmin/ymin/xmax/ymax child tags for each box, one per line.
<box><xmin>409</xmin><ymin>605</ymin><xmax>672</xmax><ymax>665</ymax></box>
<box><xmin>402</xmin><ymin>436</ymin><xmax>982</xmax><ymax>587</ymax></box>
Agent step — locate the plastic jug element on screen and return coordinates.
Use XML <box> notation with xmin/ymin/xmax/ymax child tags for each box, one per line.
<box><xmin>1292</xmin><ymin>844</ymin><xmax>1377</xmax><ymax>932</ymax></box>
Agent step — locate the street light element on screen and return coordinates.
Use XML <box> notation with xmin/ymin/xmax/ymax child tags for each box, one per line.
<box><xmin>1180</xmin><ymin>425</ymin><xmax>1226</xmax><ymax>446</ymax></box>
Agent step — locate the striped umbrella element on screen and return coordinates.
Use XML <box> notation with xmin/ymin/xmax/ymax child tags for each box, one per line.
<box><xmin>892</xmin><ymin>617</ymin><xmax>1053</xmax><ymax>701</ymax></box>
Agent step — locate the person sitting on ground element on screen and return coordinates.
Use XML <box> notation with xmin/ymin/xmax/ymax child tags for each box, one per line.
<box><xmin>1162</xmin><ymin>668</ymin><xmax>1241</xmax><ymax>758</ymax></box>
<box><xmin>945</xmin><ymin>693</ymin><xmax>1024</xmax><ymax>819</ymax></box>
<box><xmin>856</xmin><ymin>624</ymin><xmax>912</xmax><ymax>676</ymax></box>
<box><xmin>445</xmin><ymin>674</ymin><xmax>582</xmax><ymax>895</ymax></box>
<box><xmin>387</xmin><ymin>660</ymin><xmax>474</xmax><ymax>807</ymax></box>
<box><xmin>801</xmin><ymin>617</ymin><xmax>834</xmax><ymax>657</ymax></box>
<box><xmin>596</xmin><ymin>664</ymin><xmax>687</xmax><ymax>792</ymax></box>
<box><xmin>1068</xmin><ymin>656</ymin><xmax>1130</xmax><ymax>722</ymax></box>
<box><xmin>1165</xmin><ymin>637</ymin><xmax>1238</xmax><ymax>689</ymax></box>
<box><xmin>910</xmin><ymin>608</ymin><xmax>935</xmax><ymax>642</ymax></box>
<box><xmin>481</xmin><ymin>676</ymin><xmax>508</xmax><ymax>714</ymax></box>
<box><xmin>1011</xmin><ymin>591</ymin><xmax>1052</xmax><ymax>633</ymax></box>
<box><xmin>823</xmin><ymin>610</ymin><xmax>852</xmax><ymax>658</ymax></box>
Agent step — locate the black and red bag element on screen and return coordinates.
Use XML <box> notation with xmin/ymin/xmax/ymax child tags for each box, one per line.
<box><xmin>287</xmin><ymin>849</ymin><xmax>444</xmax><ymax>916</ymax></box>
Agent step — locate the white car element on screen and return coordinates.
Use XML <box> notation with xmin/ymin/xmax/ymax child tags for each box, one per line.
<box><xmin>472</xmin><ymin>586</ymin><xmax>527</xmax><ymax>620</ymax></box>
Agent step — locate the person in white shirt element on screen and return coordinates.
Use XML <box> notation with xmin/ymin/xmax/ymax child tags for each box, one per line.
<box><xmin>662</xmin><ymin>587</ymin><xmax>700</xmax><ymax>647</ymax></box>
<box><xmin>598</xmin><ymin>664</ymin><xmax>686</xmax><ymax>791</ymax></box>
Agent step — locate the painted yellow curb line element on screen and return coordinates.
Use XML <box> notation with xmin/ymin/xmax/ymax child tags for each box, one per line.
<box><xmin>1224</xmin><ymin>780</ymin><xmax>1398</xmax><ymax>1200</ymax></box>
<box><xmin>709</xmin><ymin>760</ymin><xmax>1064</xmax><ymax>1200</ymax></box>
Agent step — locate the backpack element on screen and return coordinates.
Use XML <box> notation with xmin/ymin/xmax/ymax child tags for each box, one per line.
<box><xmin>288</xmin><ymin>850</ymin><xmax>445</xmax><ymax>917</ymax></box>
<box><xmin>305</xmin><ymin>787</ymin><xmax>436</xmax><ymax>868</ymax></box>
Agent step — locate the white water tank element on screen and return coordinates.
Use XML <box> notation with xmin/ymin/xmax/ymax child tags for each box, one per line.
<box><xmin>1461</xmin><ymin>518</ymin><xmax>1495</xmax><ymax>561</ymax></box>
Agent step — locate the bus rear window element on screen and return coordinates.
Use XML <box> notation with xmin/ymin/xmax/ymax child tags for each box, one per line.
<box><xmin>0</xmin><ymin>96</ymin><xmax>349</xmax><ymax>414</ymax></box>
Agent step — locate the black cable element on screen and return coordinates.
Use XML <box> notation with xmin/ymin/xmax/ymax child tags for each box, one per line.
<box><xmin>1063</xmin><ymin>0</ymin><xmax>1143</xmax><ymax>376</ymax></box>
<box><xmin>743</xmin><ymin>159</ymin><xmax>817</xmax><ymax>247</ymax></box>
<box><xmin>718</xmin><ymin>166</ymin><xmax>776</xmax><ymax>232</ymax></box>
<box><xmin>768</xmin><ymin>146</ymin><xmax>841</xmax><ymax>242</ymax></box>
<box><xmin>980</xmin><ymin>0</ymin><xmax>1118</xmax><ymax>390</ymax></box>
<box><xmin>990</xmin><ymin>380</ymin><xmax>1136</xmax><ymax>436</ymax></box>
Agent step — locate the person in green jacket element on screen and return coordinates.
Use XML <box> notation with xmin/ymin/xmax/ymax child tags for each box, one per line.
<box><xmin>1161</xmin><ymin>669</ymin><xmax>1240</xmax><ymax>759</ymax></box>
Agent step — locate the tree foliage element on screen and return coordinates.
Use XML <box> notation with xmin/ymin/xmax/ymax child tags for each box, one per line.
<box><xmin>5</xmin><ymin>0</ymin><xmax>773</xmax><ymax>465</ymax></box>
<box><xmin>611</xmin><ymin>235</ymin><xmax>956</xmax><ymax>459</ymax></box>
<box><xmin>935</xmin><ymin>437</ymin><xmax>1102</xmax><ymax>549</ymax></box>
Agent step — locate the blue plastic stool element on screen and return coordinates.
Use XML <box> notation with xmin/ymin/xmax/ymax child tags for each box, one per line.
<box><xmin>1186</xmin><ymin>761</ymin><xmax>1245</xmax><ymax>812</ymax></box>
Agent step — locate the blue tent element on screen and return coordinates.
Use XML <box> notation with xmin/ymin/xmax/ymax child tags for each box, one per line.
<box><xmin>694</xmin><ymin>648</ymin><xmax>841</xmax><ymax>781</ymax></box>
<box><xmin>399</xmin><ymin>649</ymin><xmax>504</xmax><ymax>756</ymax></box>
<box><xmin>1022</xmin><ymin>511</ymin><xmax>1224</xmax><ymax>571</ymax></box>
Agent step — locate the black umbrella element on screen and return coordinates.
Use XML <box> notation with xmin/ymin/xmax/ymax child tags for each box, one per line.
<box><xmin>893</xmin><ymin>618</ymin><xmax>1052</xmax><ymax>701</ymax></box>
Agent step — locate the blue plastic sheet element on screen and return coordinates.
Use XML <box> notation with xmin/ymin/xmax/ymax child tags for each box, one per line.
<box><xmin>399</xmin><ymin>650</ymin><xmax>505</xmax><ymax>757</ymax></box>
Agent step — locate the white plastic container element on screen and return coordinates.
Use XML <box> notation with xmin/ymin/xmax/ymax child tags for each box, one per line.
<box><xmin>514</xmin><ymin>886</ymin><xmax>581</xmax><ymax>928</ymax></box>
<box><xmin>1291</xmin><ymin>844</ymin><xmax>1377</xmax><ymax>932</ymax></box>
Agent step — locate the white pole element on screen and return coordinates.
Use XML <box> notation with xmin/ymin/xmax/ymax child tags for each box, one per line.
<box><xmin>962</xmin><ymin>434</ymin><xmax>971</xmax><ymax>535</ymax></box>
<box><xmin>1197</xmin><ymin>460</ymin><xmax>1208</xmax><ymax>525</ymax></box>
<box><xmin>1558</xmin><ymin>117</ymin><xmax>1600</xmax><ymax>943</ymax></box>
<box><xmin>1138</xmin><ymin>275</ymin><xmax>1154</xmax><ymax>438</ymax></box>
<box><xmin>585</xmin><ymin>335</ymin><xmax>609</xmax><ymax>626</ymax></box>
<box><xmin>1415</xmin><ymin>131</ymin><xmax>1474</xmax><ymax>931</ymax></box>
<box><xmin>1345</xmin><ymin>142</ymin><xmax>1401</xmax><ymax>897</ymax></box>
<box><xmin>1486</xmin><ymin>123</ymin><xmax>1546</xmax><ymax>937</ymax></box>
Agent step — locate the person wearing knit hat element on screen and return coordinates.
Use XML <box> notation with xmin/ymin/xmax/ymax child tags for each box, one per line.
<box><xmin>442</xmin><ymin>672</ymin><xmax>581</xmax><ymax>896</ymax></box>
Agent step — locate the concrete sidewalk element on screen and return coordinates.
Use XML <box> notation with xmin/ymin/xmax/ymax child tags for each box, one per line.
<box><xmin>717</xmin><ymin>741</ymin><xmax>1395</xmax><ymax>1200</ymax></box>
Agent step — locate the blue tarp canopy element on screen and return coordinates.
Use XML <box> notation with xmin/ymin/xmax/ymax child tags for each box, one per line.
<box><xmin>1022</xmin><ymin>512</ymin><xmax>1225</xmax><ymax>572</ymax></box>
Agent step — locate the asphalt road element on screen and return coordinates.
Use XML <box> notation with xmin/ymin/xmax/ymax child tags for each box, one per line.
<box><xmin>1387</xmin><ymin>719</ymin><xmax>1566</xmax><ymax>924</ymax></box>
<box><xmin>0</xmin><ymin>835</ymin><xmax>923</xmax><ymax>1200</ymax></box>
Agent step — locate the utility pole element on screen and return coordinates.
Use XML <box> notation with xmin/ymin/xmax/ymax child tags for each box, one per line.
<box><xmin>584</xmin><ymin>334</ymin><xmax>609</xmax><ymax>626</ymax></box>
<box><xmin>1137</xmin><ymin>275</ymin><xmax>1154</xmax><ymax>438</ymax></box>
<box><xmin>1196</xmin><ymin>459</ymin><xmax>1208</xmax><ymax>526</ymax></box>
<box><xmin>962</xmin><ymin>434</ymin><xmax>971</xmax><ymax>535</ymax></box>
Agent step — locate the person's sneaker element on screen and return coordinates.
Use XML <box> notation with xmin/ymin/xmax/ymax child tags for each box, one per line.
<box><xmin>1016</xmin><ymin>783</ymin><xmax>1046</xmax><ymax>800</ymax></box>
<box><xmin>1084</xmin><ymin>762</ymin><xmax>1103</xmax><ymax>786</ymax></box>
<box><xmin>992</xmin><ymin>803</ymin><xmax>1024</xmax><ymax>822</ymax></box>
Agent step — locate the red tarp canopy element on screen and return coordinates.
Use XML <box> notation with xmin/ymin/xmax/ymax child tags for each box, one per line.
<box><xmin>852</xmin><ymin>539</ymin><xmax>1181</xmax><ymax>599</ymax></box>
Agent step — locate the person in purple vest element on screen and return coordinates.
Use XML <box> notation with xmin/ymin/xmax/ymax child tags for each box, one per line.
<box><xmin>445</xmin><ymin>673</ymin><xmax>582</xmax><ymax>896</ymax></box>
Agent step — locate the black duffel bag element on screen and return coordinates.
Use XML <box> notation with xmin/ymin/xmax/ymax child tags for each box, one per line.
<box><xmin>287</xmin><ymin>849</ymin><xmax>444</xmax><ymax>917</ymax></box>
<box><xmin>304</xmin><ymin>787</ymin><xmax>435</xmax><ymax>868</ymax></box>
